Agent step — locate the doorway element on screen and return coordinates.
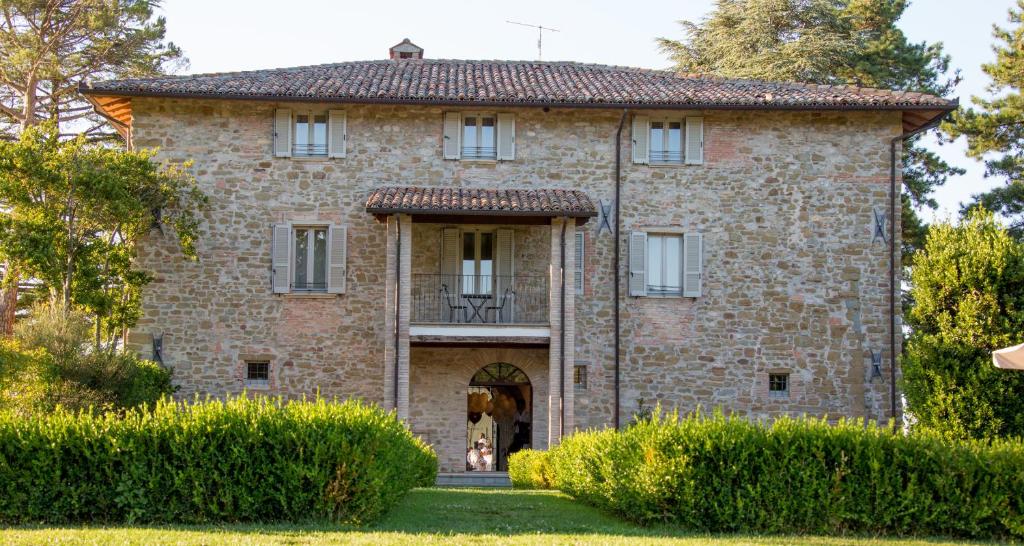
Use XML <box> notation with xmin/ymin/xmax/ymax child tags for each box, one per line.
<box><xmin>466</xmin><ymin>362</ymin><xmax>531</xmax><ymax>472</ymax></box>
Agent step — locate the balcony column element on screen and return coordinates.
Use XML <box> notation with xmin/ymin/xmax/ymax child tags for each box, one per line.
<box><xmin>547</xmin><ymin>217</ymin><xmax>576</xmax><ymax>447</ymax></box>
<box><xmin>384</xmin><ymin>213</ymin><xmax>412</xmax><ymax>421</ymax></box>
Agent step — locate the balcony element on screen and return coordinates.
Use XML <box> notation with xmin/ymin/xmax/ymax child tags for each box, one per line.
<box><xmin>412</xmin><ymin>274</ymin><xmax>548</xmax><ymax>325</ymax></box>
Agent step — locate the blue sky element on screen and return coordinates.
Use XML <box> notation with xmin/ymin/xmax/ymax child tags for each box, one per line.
<box><xmin>158</xmin><ymin>0</ymin><xmax>1017</xmax><ymax>222</ymax></box>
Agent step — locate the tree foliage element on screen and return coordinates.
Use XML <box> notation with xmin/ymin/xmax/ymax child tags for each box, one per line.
<box><xmin>0</xmin><ymin>0</ymin><xmax>184</xmax><ymax>137</ymax></box>
<box><xmin>658</xmin><ymin>0</ymin><xmax>963</xmax><ymax>259</ymax></box>
<box><xmin>945</xmin><ymin>1</ymin><xmax>1024</xmax><ymax>235</ymax></box>
<box><xmin>902</xmin><ymin>209</ymin><xmax>1024</xmax><ymax>440</ymax></box>
<box><xmin>0</xmin><ymin>124</ymin><xmax>206</xmax><ymax>345</ymax></box>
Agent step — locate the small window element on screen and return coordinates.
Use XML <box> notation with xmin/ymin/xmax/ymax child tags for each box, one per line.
<box><xmin>293</xmin><ymin>226</ymin><xmax>328</xmax><ymax>291</ymax></box>
<box><xmin>399</xmin><ymin>51</ymin><xmax>413</xmax><ymax>59</ymax></box>
<box><xmin>293</xmin><ymin>112</ymin><xmax>327</xmax><ymax>156</ymax></box>
<box><xmin>769</xmin><ymin>373</ymin><xmax>789</xmax><ymax>398</ymax></box>
<box><xmin>650</xmin><ymin>118</ymin><xmax>684</xmax><ymax>164</ymax></box>
<box><xmin>462</xmin><ymin>114</ymin><xmax>497</xmax><ymax>160</ymax></box>
<box><xmin>574</xmin><ymin>365</ymin><xmax>588</xmax><ymax>390</ymax></box>
<box><xmin>647</xmin><ymin>234</ymin><xmax>683</xmax><ymax>296</ymax></box>
<box><xmin>246</xmin><ymin>360</ymin><xmax>270</xmax><ymax>383</ymax></box>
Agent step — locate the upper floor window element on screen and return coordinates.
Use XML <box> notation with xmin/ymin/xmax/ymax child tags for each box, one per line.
<box><xmin>443</xmin><ymin>112</ymin><xmax>515</xmax><ymax>161</ymax></box>
<box><xmin>649</xmin><ymin>119</ymin><xmax>683</xmax><ymax>164</ymax></box>
<box><xmin>632</xmin><ymin>115</ymin><xmax>703</xmax><ymax>165</ymax></box>
<box><xmin>628</xmin><ymin>231</ymin><xmax>703</xmax><ymax>298</ymax></box>
<box><xmin>462</xmin><ymin>115</ymin><xmax>497</xmax><ymax>160</ymax></box>
<box><xmin>294</xmin><ymin>112</ymin><xmax>328</xmax><ymax>157</ymax></box>
<box><xmin>293</xmin><ymin>226</ymin><xmax>328</xmax><ymax>291</ymax></box>
<box><xmin>273</xmin><ymin>109</ymin><xmax>346</xmax><ymax>159</ymax></box>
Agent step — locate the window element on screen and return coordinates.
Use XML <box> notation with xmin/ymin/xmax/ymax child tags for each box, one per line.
<box><xmin>574</xmin><ymin>365</ymin><xmax>588</xmax><ymax>390</ymax></box>
<box><xmin>769</xmin><ymin>373</ymin><xmax>789</xmax><ymax>398</ymax></box>
<box><xmin>647</xmin><ymin>234</ymin><xmax>683</xmax><ymax>296</ymax></box>
<box><xmin>246</xmin><ymin>360</ymin><xmax>270</xmax><ymax>384</ymax></box>
<box><xmin>461</xmin><ymin>231</ymin><xmax>494</xmax><ymax>294</ymax></box>
<box><xmin>293</xmin><ymin>226</ymin><xmax>328</xmax><ymax>291</ymax></box>
<box><xmin>650</xmin><ymin>119</ymin><xmax>684</xmax><ymax>164</ymax></box>
<box><xmin>575</xmin><ymin>231</ymin><xmax>585</xmax><ymax>295</ymax></box>
<box><xmin>293</xmin><ymin>112</ymin><xmax>327</xmax><ymax>156</ymax></box>
<box><xmin>462</xmin><ymin>114</ymin><xmax>497</xmax><ymax>160</ymax></box>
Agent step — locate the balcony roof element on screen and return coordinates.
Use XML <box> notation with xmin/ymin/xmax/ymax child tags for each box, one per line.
<box><xmin>366</xmin><ymin>186</ymin><xmax>597</xmax><ymax>221</ymax></box>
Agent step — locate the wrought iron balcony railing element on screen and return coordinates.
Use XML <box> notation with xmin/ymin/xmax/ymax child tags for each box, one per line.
<box><xmin>412</xmin><ymin>274</ymin><xmax>548</xmax><ymax>324</ymax></box>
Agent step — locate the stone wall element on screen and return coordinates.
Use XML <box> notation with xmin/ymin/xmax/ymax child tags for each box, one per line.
<box><xmin>128</xmin><ymin>98</ymin><xmax>902</xmax><ymax>441</ymax></box>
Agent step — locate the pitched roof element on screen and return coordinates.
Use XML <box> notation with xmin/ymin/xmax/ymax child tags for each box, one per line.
<box><xmin>81</xmin><ymin>59</ymin><xmax>955</xmax><ymax>111</ymax></box>
<box><xmin>365</xmin><ymin>186</ymin><xmax>597</xmax><ymax>218</ymax></box>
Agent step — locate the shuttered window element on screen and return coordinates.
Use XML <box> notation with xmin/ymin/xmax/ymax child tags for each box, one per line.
<box><xmin>274</xmin><ymin>109</ymin><xmax>346</xmax><ymax>158</ymax></box>
<box><xmin>629</xmin><ymin>230</ymin><xmax>703</xmax><ymax>298</ymax></box>
<box><xmin>271</xmin><ymin>223</ymin><xmax>346</xmax><ymax>294</ymax></box>
<box><xmin>632</xmin><ymin>115</ymin><xmax>703</xmax><ymax>165</ymax></box>
<box><xmin>443</xmin><ymin>112</ymin><xmax>516</xmax><ymax>161</ymax></box>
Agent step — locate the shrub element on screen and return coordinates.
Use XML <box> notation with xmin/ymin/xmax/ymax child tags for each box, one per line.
<box><xmin>508</xmin><ymin>449</ymin><xmax>554</xmax><ymax>489</ymax></box>
<box><xmin>8</xmin><ymin>303</ymin><xmax>174</xmax><ymax>414</ymax></box>
<box><xmin>0</xmin><ymin>396</ymin><xmax>437</xmax><ymax>524</ymax></box>
<box><xmin>513</xmin><ymin>412</ymin><xmax>1024</xmax><ymax>539</ymax></box>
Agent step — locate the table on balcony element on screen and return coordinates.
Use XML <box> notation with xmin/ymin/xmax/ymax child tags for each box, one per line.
<box><xmin>463</xmin><ymin>294</ymin><xmax>493</xmax><ymax>323</ymax></box>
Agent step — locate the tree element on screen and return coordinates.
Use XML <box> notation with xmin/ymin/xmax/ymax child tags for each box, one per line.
<box><xmin>902</xmin><ymin>209</ymin><xmax>1024</xmax><ymax>440</ymax></box>
<box><xmin>0</xmin><ymin>124</ymin><xmax>206</xmax><ymax>346</ymax></box>
<box><xmin>658</xmin><ymin>0</ymin><xmax>963</xmax><ymax>261</ymax></box>
<box><xmin>0</xmin><ymin>0</ymin><xmax>185</xmax><ymax>335</ymax></box>
<box><xmin>945</xmin><ymin>1</ymin><xmax>1024</xmax><ymax>236</ymax></box>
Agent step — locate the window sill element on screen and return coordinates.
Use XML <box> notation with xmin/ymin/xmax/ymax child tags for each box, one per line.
<box><xmin>289</xmin><ymin>156</ymin><xmax>332</xmax><ymax>162</ymax></box>
<box><xmin>460</xmin><ymin>158</ymin><xmax>499</xmax><ymax>164</ymax></box>
<box><xmin>640</xmin><ymin>293</ymin><xmax>685</xmax><ymax>299</ymax></box>
<box><xmin>278</xmin><ymin>292</ymin><xmax>339</xmax><ymax>299</ymax></box>
<box><xmin>645</xmin><ymin>162</ymin><xmax>700</xmax><ymax>168</ymax></box>
<box><xmin>245</xmin><ymin>381</ymin><xmax>270</xmax><ymax>390</ymax></box>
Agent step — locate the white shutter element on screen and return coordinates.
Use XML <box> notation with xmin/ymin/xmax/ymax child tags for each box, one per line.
<box><xmin>628</xmin><ymin>231</ymin><xmax>647</xmax><ymax>297</ymax></box>
<box><xmin>274</xmin><ymin>109</ymin><xmax>292</xmax><ymax>158</ymax></box>
<box><xmin>497</xmin><ymin>113</ymin><xmax>516</xmax><ymax>160</ymax></box>
<box><xmin>685</xmin><ymin>116</ymin><xmax>704</xmax><ymax>165</ymax></box>
<box><xmin>575</xmin><ymin>231</ymin><xmax>584</xmax><ymax>295</ymax></box>
<box><xmin>328</xmin><ymin>110</ymin><xmax>347</xmax><ymax>158</ymax></box>
<box><xmin>495</xmin><ymin>228</ymin><xmax>514</xmax><ymax>322</ymax></box>
<box><xmin>441</xmin><ymin>227</ymin><xmax>460</xmax><ymax>280</ymax></box>
<box><xmin>632</xmin><ymin>115</ymin><xmax>649</xmax><ymax>164</ymax></box>
<box><xmin>272</xmin><ymin>224</ymin><xmax>291</xmax><ymax>293</ymax></box>
<box><xmin>683</xmin><ymin>232</ymin><xmax>703</xmax><ymax>297</ymax></box>
<box><xmin>443</xmin><ymin>112</ymin><xmax>461</xmax><ymax>160</ymax></box>
<box><xmin>327</xmin><ymin>224</ymin><xmax>347</xmax><ymax>294</ymax></box>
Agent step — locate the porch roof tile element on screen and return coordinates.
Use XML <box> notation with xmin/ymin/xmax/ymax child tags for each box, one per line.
<box><xmin>365</xmin><ymin>186</ymin><xmax>597</xmax><ymax>217</ymax></box>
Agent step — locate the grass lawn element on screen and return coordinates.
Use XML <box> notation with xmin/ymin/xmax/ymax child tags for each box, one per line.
<box><xmin>0</xmin><ymin>488</ymin><xmax>1005</xmax><ymax>545</ymax></box>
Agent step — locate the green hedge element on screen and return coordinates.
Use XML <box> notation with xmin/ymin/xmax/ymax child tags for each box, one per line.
<box><xmin>508</xmin><ymin>448</ymin><xmax>554</xmax><ymax>489</ymax></box>
<box><xmin>0</xmin><ymin>396</ymin><xmax>436</xmax><ymax>524</ymax></box>
<box><xmin>512</xmin><ymin>413</ymin><xmax>1024</xmax><ymax>539</ymax></box>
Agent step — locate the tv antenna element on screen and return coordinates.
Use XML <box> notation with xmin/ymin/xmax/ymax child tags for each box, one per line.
<box><xmin>507</xmin><ymin>20</ymin><xmax>560</xmax><ymax>60</ymax></box>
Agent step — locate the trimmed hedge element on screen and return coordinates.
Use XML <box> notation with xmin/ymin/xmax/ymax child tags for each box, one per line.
<box><xmin>508</xmin><ymin>448</ymin><xmax>553</xmax><ymax>489</ymax></box>
<box><xmin>511</xmin><ymin>413</ymin><xmax>1024</xmax><ymax>539</ymax></box>
<box><xmin>0</xmin><ymin>396</ymin><xmax>436</xmax><ymax>524</ymax></box>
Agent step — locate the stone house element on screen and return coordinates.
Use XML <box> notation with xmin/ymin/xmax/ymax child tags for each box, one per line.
<box><xmin>82</xmin><ymin>40</ymin><xmax>955</xmax><ymax>473</ymax></box>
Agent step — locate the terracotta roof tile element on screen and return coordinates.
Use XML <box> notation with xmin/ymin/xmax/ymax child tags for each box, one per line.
<box><xmin>365</xmin><ymin>186</ymin><xmax>597</xmax><ymax>217</ymax></box>
<box><xmin>82</xmin><ymin>59</ymin><xmax>955</xmax><ymax>111</ymax></box>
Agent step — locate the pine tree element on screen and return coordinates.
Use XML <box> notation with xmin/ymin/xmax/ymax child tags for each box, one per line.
<box><xmin>945</xmin><ymin>1</ymin><xmax>1024</xmax><ymax>235</ymax></box>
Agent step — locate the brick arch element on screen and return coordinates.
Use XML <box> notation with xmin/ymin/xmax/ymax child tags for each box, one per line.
<box><xmin>409</xmin><ymin>346</ymin><xmax>550</xmax><ymax>472</ymax></box>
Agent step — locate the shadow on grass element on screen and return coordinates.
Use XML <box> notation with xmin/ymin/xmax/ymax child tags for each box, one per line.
<box><xmin>0</xmin><ymin>488</ymin><xmax>1003</xmax><ymax>545</ymax></box>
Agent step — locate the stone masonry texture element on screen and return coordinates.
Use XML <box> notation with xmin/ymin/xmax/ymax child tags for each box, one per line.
<box><xmin>129</xmin><ymin>98</ymin><xmax>903</xmax><ymax>468</ymax></box>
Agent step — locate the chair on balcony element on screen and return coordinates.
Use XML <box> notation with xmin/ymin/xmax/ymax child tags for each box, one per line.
<box><xmin>486</xmin><ymin>287</ymin><xmax>515</xmax><ymax>324</ymax></box>
<box><xmin>440</xmin><ymin>283</ymin><xmax>467</xmax><ymax>323</ymax></box>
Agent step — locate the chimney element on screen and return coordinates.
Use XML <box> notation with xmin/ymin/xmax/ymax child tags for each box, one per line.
<box><xmin>389</xmin><ymin>38</ymin><xmax>424</xmax><ymax>60</ymax></box>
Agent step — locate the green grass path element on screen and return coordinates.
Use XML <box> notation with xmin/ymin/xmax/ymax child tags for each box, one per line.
<box><xmin>0</xmin><ymin>488</ymin><xmax>1002</xmax><ymax>545</ymax></box>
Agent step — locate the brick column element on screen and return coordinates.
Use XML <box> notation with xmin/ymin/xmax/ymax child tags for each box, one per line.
<box><xmin>384</xmin><ymin>213</ymin><xmax>412</xmax><ymax>421</ymax></box>
<box><xmin>547</xmin><ymin>217</ymin><xmax>576</xmax><ymax>446</ymax></box>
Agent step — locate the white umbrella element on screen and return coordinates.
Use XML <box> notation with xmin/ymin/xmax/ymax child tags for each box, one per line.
<box><xmin>992</xmin><ymin>343</ymin><xmax>1024</xmax><ymax>370</ymax></box>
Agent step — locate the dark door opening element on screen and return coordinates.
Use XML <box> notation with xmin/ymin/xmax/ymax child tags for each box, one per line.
<box><xmin>467</xmin><ymin>362</ymin><xmax>531</xmax><ymax>472</ymax></box>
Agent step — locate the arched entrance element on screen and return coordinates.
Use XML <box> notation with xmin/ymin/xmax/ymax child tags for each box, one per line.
<box><xmin>467</xmin><ymin>362</ymin><xmax>532</xmax><ymax>472</ymax></box>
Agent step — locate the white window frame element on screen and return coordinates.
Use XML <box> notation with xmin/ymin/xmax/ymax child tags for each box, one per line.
<box><xmin>461</xmin><ymin>113</ymin><xmax>498</xmax><ymax>160</ymax></box>
<box><xmin>292</xmin><ymin>110</ymin><xmax>328</xmax><ymax>157</ymax></box>
<box><xmin>460</xmin><ymin>229</ymin><xmax>496</xmax><ymax>295</ymax></box>
<box><xmin>646</xmin><ymin>233</ymin><xmax>684</xmax><ymax>297</ymax></box>
<box><xmin>648</xmin><ymin>117</ymin><xmax>685</xmax><ymax>165</ymax></box>
<box><xmin>291</xmin><ymin>225</ymin><xmax>329</xmax><ymax>292</ymax></box>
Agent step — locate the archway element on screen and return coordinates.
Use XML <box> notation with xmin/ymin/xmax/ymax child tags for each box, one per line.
<box><xmin>467</xmin><ymin>362</ymin><xmax>532</xmax><ymax>472</ymax></box>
